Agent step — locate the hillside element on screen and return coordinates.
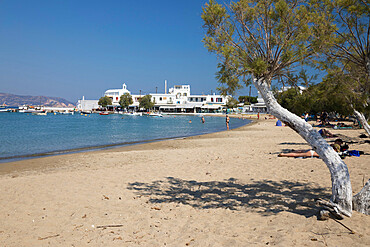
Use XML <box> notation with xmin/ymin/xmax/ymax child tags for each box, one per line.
<box><xmin>0</xmin><ymin>93</ymin><xmax>75</xmax><ymax>107</ymax></box>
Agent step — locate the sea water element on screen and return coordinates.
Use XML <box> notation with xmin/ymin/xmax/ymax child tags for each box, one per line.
<box><xmin>0</xmin><ymin>113</ymin><xmax>250</xmax><ymax>162</ymax></box>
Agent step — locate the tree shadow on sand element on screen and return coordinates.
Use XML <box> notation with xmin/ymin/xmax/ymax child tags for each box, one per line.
<box><xmin>127</xmin><ymin>177</ymin><xmax>330</xmax><ymax>217</ymax></box>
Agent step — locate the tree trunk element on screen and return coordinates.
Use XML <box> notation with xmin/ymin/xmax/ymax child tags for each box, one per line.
<box><xmin>353</xmin><ymin>179</ymin><xmax>370</xmax><ymax>215</ymax></box>
<box><xmin>366</xmin><ymin>53</ymin><xmax>370</xmax><ymax>80</ymax></box>
<box><xmin>353</xmin><ymin>109</ymin><xmax>370</xmax><ymax>136</ymax></box>
<box><xmin>253</xmin><ymin>78</ymin><xmax>353</xmax><ymax>217</ymax></box>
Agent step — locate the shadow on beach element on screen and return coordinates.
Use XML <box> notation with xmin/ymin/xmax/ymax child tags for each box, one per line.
<box><xmin>127</xmin><ymin>177</ymin><xmax>330</xmax><ymax>217</ymax></box>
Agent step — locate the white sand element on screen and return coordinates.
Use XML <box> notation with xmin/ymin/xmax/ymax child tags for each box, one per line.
<box><xmin>0</xmin><ymin>117</ymin><xmax>369</xmax><ymax>246</ymax></box>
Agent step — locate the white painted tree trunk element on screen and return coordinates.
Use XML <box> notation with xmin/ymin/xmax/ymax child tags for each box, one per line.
<box><xmin>253</xmin><ymin>78</ymin><xmax>353</xmax><ymax>217</ymax></box>
<box><xmin>366</xmin><ymin>54</ymin><xmax>370</xmax><ymax>81</ymax></box>
<box><xmin>353</xmin><ymin>109</ymin><xmax>370</xmax><ymax>136</ymax></box>
<box><xmin>353</xmin><ymin>179</ymin><xmax>370</xmax><ymax>215</ymax></box>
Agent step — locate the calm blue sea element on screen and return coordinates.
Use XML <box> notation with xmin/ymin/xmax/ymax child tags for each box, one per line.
<box><xmin>0</xmin><ymin>113</ymin><xmax>250</xmax><ymax>162</ymax></box>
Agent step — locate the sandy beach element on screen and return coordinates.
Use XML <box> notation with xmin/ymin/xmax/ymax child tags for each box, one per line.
<box><xmin>0</xmin><ymin>117</ymin><xmax>369</xmax><ymax>246</ymax></box>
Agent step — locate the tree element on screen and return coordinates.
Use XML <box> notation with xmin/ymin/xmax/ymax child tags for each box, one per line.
<box><xmin>275</xmin><ymin>78</ymin><xmax>358</xmax><ymax>117</ymax></box>
<box><xmin>320</xmin><ymin>68</ymin><xmax>369</xmax><ymax>116</ymax></box>
<box><xmin>298</xmin><ymin>69</ymin><xmax>318</xmax><ymax>89</ymax></box>
<box><xmin>139</xmin><ymin>95</ymin><xmax>154</xmax><ymax>111</ymax></box>
<box><xmin>238</xmin><ymin>95</ymin><xmax>258</xmax><ymax>104</ymax></box>
<box><xmin>202</xmin><ymin>0</ymin><xmax>364</xmax><ymax>217</ymax></box>
<box><xmin>318</xmin><ymin>0</ymin><xmax>370</xmax><ymax>135</ymax></box>
<box><xmin>276</xmin><ymin>88</ymin><xmax>308</xmax><ymax>116</ymax></box>
<box><xmin>98</xmin><ymin>96</ymin><xmax>112</xmax><ymax>108</ymax></box>
<box><xmin>226</xmin><ymin>97</ymin><xmax>239</xmax><ymax>108</ymax></box>
<box><xmin>119</xmin><ymin>93</ymin><xmax>133</xmax><ymax>110</ymax></box>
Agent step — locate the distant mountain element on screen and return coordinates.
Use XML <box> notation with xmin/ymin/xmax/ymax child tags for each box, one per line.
<box><xmin>0</xmin><ymin>93</ymin><xmax>75</xmax><ymax>107</ymax></box>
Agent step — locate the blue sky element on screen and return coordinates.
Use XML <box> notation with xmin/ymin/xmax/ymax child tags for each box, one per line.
<box><xmin>0</xmin><ymin>0</ymin><xmax>259</xmax><ymax>103</ymax></box>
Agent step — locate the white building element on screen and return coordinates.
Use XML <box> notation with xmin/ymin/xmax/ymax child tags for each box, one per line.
<box><xmin>76</xmin><ymin>96</ymin><xmax>100</xmax><ymax>111</ymax></box>
<box><xmin>104</xmin><ymin>83</ymin><xmax>131</xmax><ymax>105</ymax></box>
<box><xmin>251</xmin><ymin>92</ymin><xmax>268</xmax><ymax>113</ymax></box>
<box><xmin>77</xmin><ymin>81</ymin><xmax>230</xmax><ymax>113</ymax></box>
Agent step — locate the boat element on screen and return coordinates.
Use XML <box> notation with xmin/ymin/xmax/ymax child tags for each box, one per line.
<box><xmin>80</xmin><ymin>110</ymin><xmax>91</xmax><ymax>114</ymax></box>
<box><xmin>148</xmin><ymin>112</ymin><xmax>163</xmax><ymax>117</ymax></box>
<box><xmin>0</xmin><ymin>105</ymin><xmax>11</xmax><ymax>112</ymax></box>
<box><xmin>59</xmin><ymin>110</ymin><xmax>74</xmax><ymax>115</ymax></box>
<box><xmin>32</xmin><ymin>111</ymin><xmax>47</xmax><ymax>116</ymax></box>
<box><xmin>99</xmin><ymin>111</ymin><xmax>110</xmax><ymax>115</ymax></box>
<box><xmin>123</xmin><ymin>112</ymin><xmax>143</xmax><ymax>116</ymax></box>
<box><xmin>23</xmin><ymin>109</ymin><xmax>45</xmax><ymax>113</ymax></box>
<box><xmin>19</xmin><ymin>105</ymin><xmax>45</xmax><ymax>113</ymax></box>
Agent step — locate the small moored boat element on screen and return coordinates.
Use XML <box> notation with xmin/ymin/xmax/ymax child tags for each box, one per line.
<box><xmin>148</xmin><ymin>113</ymin><xmax>163</xmax><ymax>117</ymax></box>
<box><xmin>32</xmin><ymin>111</ymin><xmax>47</xmax><ymax>116</ymax></box>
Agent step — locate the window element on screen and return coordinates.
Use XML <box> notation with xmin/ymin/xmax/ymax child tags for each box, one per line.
<box><xmin>216</xmin><ymin>98</ymin><xmax>222</xmax><ymax>102</ymax></box>
<box><xmin>195</xmin><ymin>98</ymin><xmax>198</xmax><ymax>102</ymax></box>
<box><xmin>183</xmin><ymin>93</ymin><xmax>187</xmax><ymax>96</ymax></box>
<box><xmin>211</xmin><ymin>98</ymin><xmax>214</xmax><ymax>102</ymax></box>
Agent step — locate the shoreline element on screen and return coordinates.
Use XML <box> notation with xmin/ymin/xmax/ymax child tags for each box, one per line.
<box><xmin>0</xmin><ymin>118</ymin><xmax>256</xmax><ymax>175</ymax></box>
<box><xmin>0</xmin><ymin>115</ymin><xmax>252</xmax><ymax>165</ymax></box>
<box><xmin>0</xmin><ymin>118</ymin><xmax>368</xmax><ymax>246</ymax></box>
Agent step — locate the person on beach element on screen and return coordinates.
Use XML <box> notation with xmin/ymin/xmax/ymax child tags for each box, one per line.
<box><xmin>226</xmin><ymin>114</ymin><xmax>230</xmax><ymax>130</ymax></box>
<box><xmin>278</xmin><ymin>139</ymin><xmax>345</xmax><ymax>158</ymax></box>
<box><xmin>319</xmin><ymin>128</ymin><xmax>337</xmax><ymax>138</ymax></box>
<box><xmin>320</xmin><ymin>111</ymin><xmax>329</xmax><ymax>125</ymax></box>
<box><xmin>278</xmin><ymin>149</ymin><xmax>319</xmax><ymax>158</ymax></box>
<box><xmin>304</xmin><ymin>112</ymin><xmax>309</xmax><ymax>122</ymax></box>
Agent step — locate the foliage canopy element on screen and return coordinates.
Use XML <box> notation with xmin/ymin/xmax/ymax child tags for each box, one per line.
<box><xmin>98</xmin><ymin>96</ymin><xmax>112</xmax><ymax>108</ymax></box>
<box><xmin>317</xmin><ymin>0</ymin><xmax>370</xmax><ymax>116</ymax></box>
<box><xmin>226</xmin><ymin>97</ymin><xmax>239</xmax><ymax>108</ymax></box>
<box><xmin>238</xmin><ymin>95</ymin><xmax>258</xmax><ymax>104</ymax></box>
<box><xmin>139</xmin><ymin>95</ymin><xmax>155</xmax><ymax>110</ymax></box>
<box><xmin>119</xmin><ymin>93</ymin><xmax>133</xmax><ymax>109</ymax></box>
<box><xmin>202</xmin><ymin>0</ymin><xmax>334</xmax><ymax>95</ymax></box>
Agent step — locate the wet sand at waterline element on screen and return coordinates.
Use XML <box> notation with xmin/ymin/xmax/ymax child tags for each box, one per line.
<box><xmin>0</xmin><ymin>118</ymin><xmax>369</xmax><ymax>246</ymax></box>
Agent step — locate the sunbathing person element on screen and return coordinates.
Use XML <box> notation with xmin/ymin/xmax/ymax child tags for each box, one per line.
<box><xmin>278</xmin><ymin>149</ymin><xmax>319</xmax><ymax>158</ymax></box>
<box><xmin>278</xmin><ymin>139</ymin><xmax>344</xmax><ymax>158</ymax></box>
<box><xmin>318</xmin><ymin>128</ymin><xmax>337</xmax><ymax>138</ymax></box>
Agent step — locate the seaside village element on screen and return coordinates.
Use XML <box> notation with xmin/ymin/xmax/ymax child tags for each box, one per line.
<box><xmin>1</xmin><ymin>80</ymin><xmax>268</xmax><ymax>115</ymax></box>
<box><xmin>76</xmin><ymin>80</ymin><xmax>268</xmax><ymax>115</ymax></box>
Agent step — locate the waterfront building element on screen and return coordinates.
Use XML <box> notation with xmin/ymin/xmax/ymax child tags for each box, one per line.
<box><xmin>99</xmin><ymin>82</ymin><xmax>230</xmax><ymax>113</ymax></box>
<box><xmin>76</xmin><ymin>96</ymin><xmax>100</xmax><ymax>111</ymax></box>
<box><xmin>76</xmin><ymin>81</ymin><xmax>261</xmax><ymax>113</ymax></box>
<box><xmin>104</xmin><ymin>83</ymin><xmax>131</xmax><ymax>105</ymax></box>
<box><xmin>250</xmin><ymin>92</ymin><xmax>267</xmax><ymax>113</ymax></box>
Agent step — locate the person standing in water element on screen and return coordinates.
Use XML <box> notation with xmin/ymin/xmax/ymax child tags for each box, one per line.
<box><xmin>201</xmin><ymin>116</ymin><xmax>205</xmax><ymax>124</ymax></box>
<box><xmin>226</xmin><ymin>114</ymin><xmax>230</xmax><ymax>130</ymax></box>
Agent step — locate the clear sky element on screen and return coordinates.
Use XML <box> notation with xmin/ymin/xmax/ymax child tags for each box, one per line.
<box><xmin>0</xmin><ymin>0</ymin><xmax>259</xmax><ymax>103</ymax></box>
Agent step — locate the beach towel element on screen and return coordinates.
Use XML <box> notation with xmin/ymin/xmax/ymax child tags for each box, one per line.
<box><xmin>347</xmin><ymin>150</ymin><xmax>361</xmax><ymax>157</ymax></box>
